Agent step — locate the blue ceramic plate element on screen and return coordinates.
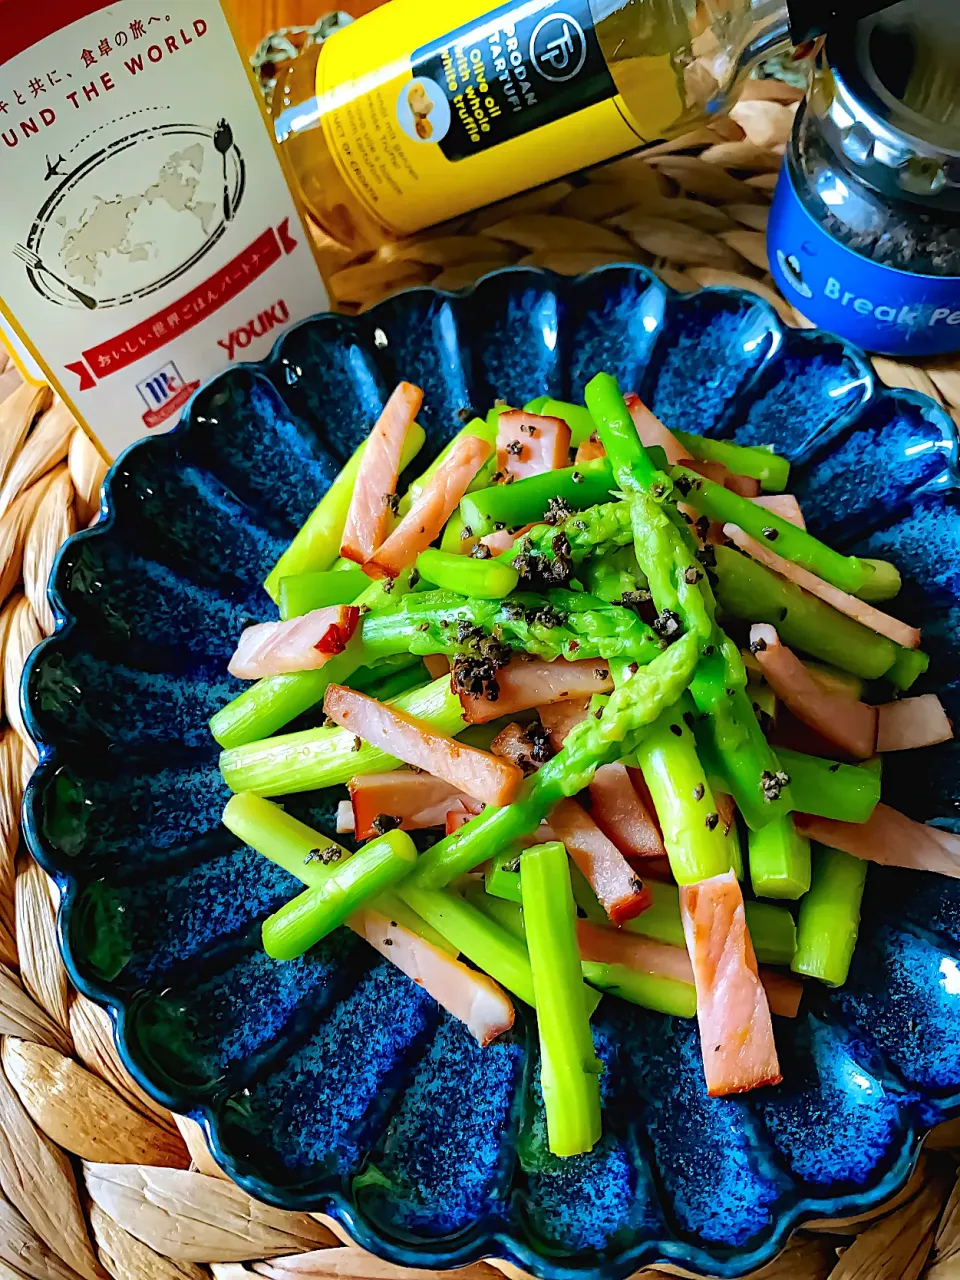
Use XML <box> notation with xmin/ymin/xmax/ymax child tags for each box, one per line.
<box><xmin>22</xmin><ymin>266</ymin><xmax>960</xmax><ymax>1279</ymax></box>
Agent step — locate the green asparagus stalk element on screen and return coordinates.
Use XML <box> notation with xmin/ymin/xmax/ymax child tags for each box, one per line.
<box><xmin>632</xmin><ymin>706</ymin><xmax>731</xmax><ymax>885</ymax></box>
<box><xmin>585</xmin><ymin>372</ymin><xmax>662</xmax><ymax>492</ymax></box>
<box><xmin>439</xmin><ymin>509</ymin><xmax>471</xmax><ymax>553</ymax></box>
<box><xmin>485</xmin><ymin>848</ymin><xmax>523</xmax><ymax>902</ymax></box>
<box><xmin>416</xmin><ymin>548</ymin><xmax>519</xmax><ymax>599</ymax></box>
<box><xmin>399</xmin><ymin>885</ymin><xmax>536</xmax><ymax>1006</ymax></box>
<box><xmin>221</xmin><ymin>793</ymin><xmax>454</xmax><ymax>954</ymax></box>
<box><xmin>411</xmin><ymin>630</ymin><xmax>700</xmax><ymax>888</ymax></box>
<box><xmin>219</xmin><ymin>674</ymin><xmax>465</xmax><ymax>796</ymax></box>
<box><xmin>359</xmin><ymin>589</ymin><xmax>660</xmax><ymax>665</ymax></box>
<box><xmin>672</xmin><ymin>433</ymin><xmax>790</xmax><ymax>492</ymax></box>
<box><xmin>465</xmin><ymin>883</ymin><xmax>527</xmax><ymax>941</ymax></box>
<box><xmin>278</xmin><ymin>568</ymin><xmax>370</xmax><ymax>620</ymax></box>
<box><xmin>886</xmin><ymin>645</ymin><xmax>931</xmax><ymax>691</ymax></box>
<box><xmin>357</xmin><ymin>663</ymin><xmax>430</xmax><ymax>702</ymax></box>
<box><xmin>536</xmin><ymin>398</ymin><xmax>597</xmax><ymax>446</ymax></box>
<box><xmin>792</xmin><ymin>845</ymin><xmax>867</xmax><ymax>987</ymax></box>
<box><xmin>210</xmin><ymin>569</ymin><xmax>417</xmax><ymax>750</ymax></box>
<box><xmin>776</xmin><ymin>748</ymin><xmax>880</xmax><ymax>824</ymax></box>
<box><xmin>580</xmin><ymin>546</ymin><xmax>646</xmax><ymax>602</ymax></box>
<box><xmin>749</xmin><ymin>815</ymin><xmax>812</xmax><ymax>900</ymax></box>
<box><xmin>460</xmin><ymin>459</ymin><xmax>617</xmax><ymax>536</ymax></box>
<box><xmin>262</xmin><ymin>829</ymin><xmax>417</xmax><ymax>961</ymax></box>
<box><xmin>523</xmin><ymin>396</ymin><xmax>551</xmax><ymax>414</ymax></box>
<box><xmin>671</xmin><ymin>465</ymin><xmax>896</xmax><ymax>598</ymax></box>
<box><xmin>347</xmin><ymin>654</ymin><xmax>420</xmax><ymax>693</ymax></box>
<box><xmin>579</xmin><ymin>961</ymin><xmax>697</xmax><ymax>1019</ymax></box>
<box><xmin>713</xmin><ymin>546</ymin><xmax>897</xmax><ymax>680</ymax></box>
<box><xmin>264</xmin><ymin>426</ymin><xmax>426</xmax><ymax>600</ymax></box>
<box><xmin>521</xmin><ymin>841</ymin><xmax>602</xmax><ymax>1158</ymax></box>
<box><xmin>399</xmin><ymin>417</ymin><xmax>498</xmax><ymax>517</ymax></box>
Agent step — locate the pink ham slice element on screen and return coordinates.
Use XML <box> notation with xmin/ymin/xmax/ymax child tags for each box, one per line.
<box><xmin>479</xmin><ymin>523</ymin><xmax>537</xmax><ymax>555</ymax></box>
<box><xmin>752</xmin><ymin>494</ymin><xmax>806</xmax><ymax>529</ymax></box>
<box><xmin>496</xmin><ymin>411</ymin><xmax>571</xmax><ymax>480</ymax></box>
<box><xmin>876</xmin><ymin>695</ymin><xmax>953</xmax><ymax>752</ymax></box>
<box><xmin>458</xmin><ymin>657</ymin><xmax>614</xmax><ymax>724</ymax></box>
<box><xmin>750</xmin><ymin>624</ymin><xmax>877</xmax><ymax>760</ymax></box>
<box><xmin>364</xmin><ymin>434</ymin><xmax>492</xmax><ymax>579</ymax></box>
<box><xmin>349</xmin><ymin>772</ymin><xmax>472</xmax><ymax>840</ymax></box>
<box><xmin>796</xmin><ymin>806</ymin><xmax>960</xmax><ymax>879</ymax></box>
<box><xmin>228</xmin><ymin>606</ymin><xmax>360</xmax><ymax>679</ymax></box>
<box><xmin>725</xmin><ymin>523</ymin><xmax>921</xmax><ymax>650</ymax></box>
<box><xmin>537</xmin><ymin>697</ymin><xmax>593</xmax><ymax>752</ymax></box>
<box><xmin>680</xmin><ymin>870</ymin><xmax>782</xmax><ymax>1097</ymax></box>
<box><xmin>575</xmin><ymin>437</ymin><xmax>606</xmax><ymax>464</ymax></box>
<box><xmin>545</xmin><ymin>798</ymin><xmax>650</xmax><ymax>926</ymax></box>
<box><xmin>349</xmin><ymin>907</ymin><xmax>514</xmax><ymax>1046</ymax></box>
<box><xmin>324</xmin><ymin>684</ymin><xmax>523</xmax><ymax>807</ymax></box>
<box><xmin>423</xmin><ymin>654</ymin><xmax>451</xmax><ymax>680</ymax></box>
<box><xmin>341</xmin><ymin>382</ymin><xmax>422</xmax><ymax>565</ymax></box>
<box><xmin>624</xmin><ymin>393</ymin><xmax>691</xmax><ymax>467</ymax></box>
<box><xmin>588</xmin><ymin>763</ymin><xmax>666</xmax><ymax>861</ymax></box>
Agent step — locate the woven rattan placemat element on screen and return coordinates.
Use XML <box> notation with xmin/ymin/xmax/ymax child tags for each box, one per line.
<box><xmin>2</xmin><ymin>78</ymin><xmax>960</xmax><ymax>1280</ymax></box>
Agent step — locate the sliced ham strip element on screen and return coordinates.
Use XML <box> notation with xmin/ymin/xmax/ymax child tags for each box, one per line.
<box><xmin>724</xmin><ymin>473</ymin><xmax>762</xmax><ymax>499</ymax></box>
<box><xmin>750</xmin><ymin>624</ymin><xmax>877</xmax><ymax>760</ymax></box>
<box><xmin>576</xmin><ymin>437</ymin><xmax>606</xmax><ymax>464</ymax></box>
<box><xmin>423</xmin><ymin>654</ymin><xmax>451</xmax><ymax>680</ymax></box>
<box><xmin>688</xmin><ymin>459</ymin><xmax>731</xmax><ymax>486</ymax></box>
<box><xmin>752</xmin><ymin>494</ymin><xmax>806</xmax><ymax>529</ymax></box>
<box><xmin>680</xmin><ymin>871</ymin><xmax>782</xmax><ymax>1097</ymax></box>
<box><xmin>725</xmin><ymin>523</ymin><xmax>921</xmax><ymax>650</ymax></box>
<box><xmin>364</xmin><ymin>434</ymin><xmax>493</xmax><ymax>580</ymax></box>
<box><xmin>336</xmin><ymin>800</ymin><xmax>354</xmax><ymax>834</ymax></box>
<box><xmin>769</xmin><ymin>707</ymin><xmax>851</xmax><ymax>761</ymax></box>
<box><xmin>589</xmin><ymin>763</ymin><xmax>666</xmax><ymax>861</ymax></box>
<box><xmin>490</xmin><ymin>721</ymin><xmax>554</xmax><ymax>774</ymax></box>
<box><xmin>349</xmin><ymin>907</ymin><xmax>514</xmax><ymax>1046</ymax></box>
<box><xmin>479</xmin><ymin>523</ymin><xmax>536</xmax><ymax>555</ymax></box>
<box><xmin>349</xmin><ymin>771</ymin><xmax>472</xmax><ymax>839</ymax></box>
<box><xmin>877</xmin><ymin>695</ymin><xmax>953</xmax><ymax>752</ymax></box>
<box><xmin>715</xmin><ymin>790</ymin><xmax>737</xmax><ymax>838</ymax></box>
<box><xmin>341</xmin><ymin>382</ymin><xmax>422</xmax><ymax>565</ymax></box>
<box><xmin>458</xmin><ymin>657</ymin><xmax>613</xmax><ymax>724</ymax></box>
<box><xmin>624</xmin><ymin>393</ymin><xmax>691</xmax><ymax>467</ymax></box>
<box><xmin>796</xmin><ymin>806</ymin><xmax>960</xmax><ymax>879</ymax></box>
<box><xmin>546</xmin><ymin>798</ymin><xmax>650</xmax><ymax>925</ymax></box>
<box><xmin>537</xmin><ymin>696</ymin><xmax>592</xmax><ymax>752</ymax></box>
<box><xmin>228</xmin><ymin>605</ymin><xmax>360</xmax><ymax>679</ymax></box>
<box><xmin>324</xmin><ymin>685</ymin><xmax>523</xmax><ymax>807</ymax></box>
<box><xmin>496</xmin><ymin>410</ymin><xmax>571</xmax><ymax>480</ymax></box>
<box><xmin>445</xmin><ymin>806</ymin><xmax>473</xmax><ymax>835</ymax></box>
<box><xmin>577</xmin><ymin>918</ymin><xmax>801</xmax><ymax>1019</ymax></box>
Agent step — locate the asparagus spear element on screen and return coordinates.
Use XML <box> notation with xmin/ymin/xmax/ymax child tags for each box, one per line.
<box><xmin>580</xmin><ymin>546</ymin><xmax>646</xmax><ymax>602</ymax></box>
<box><xmin>262</xmin><ymin>829</ymin><xmax>417</xmax><ymax>961</ymax></box>
<box><xmin>497</xmin><ymin>500</ymin><xmax>635</xmax><ymax>568</ymax></box>
<box><xmin>416</xmin><ymin>549</ymin><xmax>519</xmax><ymax>599</ymax></box>
<box><xmin>792</xmin><ymin>845</ymin><xmax>867</xmax><ymax>987</ymax></box>
<box><xmin>671</xmin><ymin>464</ymin><xmax>897</xmax><ymax>599</ymax></box>
<box><xmin>713</xmin><ymin>546</ymin><xmax>898</xmax><ymax>680</ymax></box>
<box><xmin>585</xmin><ymin>372</ymin><xmax>663</xmax><ymax>492</ymax></box>
<box><xmin>886</xmin><ymin>646</ymin><xmax>931</xmax><ymax>692</ymax></box>
<box><xmin>579</xmin><ymin>961</ymin><xmax>697</xmax><ymax>1019</ymax></box>
<box><xmin>278</xmin><ymin>568</ymin><xmax>370</xmax><ymax>620</ymax></box>
<box><xmin>521</xmin><ymin>841</ymin><xmax>602</xmax><ymax>1158</ymax></box>
<box><xmin>485</xmin><ymin>848</ymin><xmax>523</xmax><ymax>902</ymax></box>
<box><xmin>749</xmin><ymin>815</ymin><xmax>812</xmax><ymax>900</ymax></box>
<box><xmin>210</xmin><ymin>569</ymin><xmax>417</xmax><ymax>750</ymax></box>
<box><xmin>460</xmin><ymin>458</ymin><xmax>616</xmax><ymax>535</ymax></box>
<box><xmin>264</xmin><ymin>425</ymin><xmax>425</xmax><ymax>600</ymax></box>
<box><xmin>776</xmin><ymin>748</ymin><xmax>880</xmax><ymax>824</ymax></box>
<box><xmin>359</xmin><ymin>589</ymin><xmax>661</xmax><ymax>665</ymax></box>
<box><xmin>398</xmin><ymin>885</ymin><xmax>536</xmax><ymax>1006</ymax></box>
<box><xmin>221</xmin><ymin>794</ymin><xmax>455</xmax><ymax>954</ymax></box>
<box><xmin>411</xmin><ymin>630</ymin><xmax>699</xmax><ymax>888</ymax></box>
<box><xmin>535</xmin><ymin>398</ymin><xmax>597</xmax><ymax>445</ymax></box>
<box><xmin>671</xmin><ymin>432</ymin><xmax>789</xmax><ymax>492</ymax></box>
<box><xmin>219</xmin><ymin>674</ymin><xmax>465</xmax><ymax>795</ymax></box>
<box><xmin>631</xmin><ymin>705</ymin><xmax>731</xmax><ymax>885</ymax></box>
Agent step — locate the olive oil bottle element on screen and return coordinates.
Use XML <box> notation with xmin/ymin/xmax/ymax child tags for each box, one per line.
<box><xmin>271</xmin><ymin>0</ymin><xmax>897</xmax><ymax>252</ymax></box>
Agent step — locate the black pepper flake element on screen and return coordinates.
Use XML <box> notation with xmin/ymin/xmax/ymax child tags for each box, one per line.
<box><xmin>594</xmin><ymin>708</ymin><xmax>603</xmax><ymax>719</ymax></box>
<box><xmin>669</xmin><ymin>723</ymin><xmax>683</xmax><ymax>737</ymax></box>
<box><xmin>493</xmin><ymin>521</ymin><xmax>506</xmax><ymax>532</ymax></box>
<box><xmin>471</xmin><ymin>543</ymin><xmax>492</xmax><ymax>560</ymax></box>
<box><xmin>651</xmin><ymin>482</ymin><xmax>666</xmax><ymax>499</ymax></box>
<box><xmin>697</xmin><ymin>544</ymin><xmax>717</xmax><ymax>569</ymax></box>
<box><xmin>506</xmin><ymin>439</ymin><xmax>523</xmax><ymax>457</ymax></box>
<box><xmin>696</xmin><ymin>516</ymin><xmax>711</xmax><ymax>542</ymax></box>
<box><xmin>705</xmin><ymin>812</ymin><xmax>719</xmax><ymax>831</ymax></box>
<box><xmin>544</xmin><ymin>496</ymin><xmax>573</xmax><ymax>526</ymax></box>
<box><xmin>680</xmin><ymin>510</ymin><xmax>693</xmax><ymax>525</ymax></box>
<box><xmin>694</xmin><ymin>783</ymin><xmax>705</xmax><ymax>802</ymax></box>
<box><xmin>684</xmin><ymin>566</ymin><xmax>701</xmax><ymax>584</ymax></box>
<box><xmin>490</xmin><ymin>471</ymin><xmax>505</xmax><ymax>485</ymax></box>
<box><xmin>760</xmin><ymin>769</ymin><xmax>790</xmax><ymax>801</ymax></box>
<box><xmin>674</xmin><ymin>475</ymin><xmax>693</xmax><ymax>497</ymax></box>
<box><xmin>381</xmin><ymin>579</ymin><xmax>395</xmax><ymax>594</ymax></box>
<box><xmin>371</xmin><ymin>813</ymin><xmax>402</xmax><ymax>835</ymax></box>
<box><xmin>457</xmin><ymin>407</ymin><xmax>473</xmax><ymax>422</ymax></box>
<box><xmin>383</xmin><ymin>937</ymin><xmax>394</xmax><ymax>946</ymax></box>
<box><xmin>703</xmin><ymin>644</ymin><xmax>715</xmax><ymax>656</ymax></box>
<box><xmin>352</xmin><ymin>736</ymin><xmax>362</xmax><ymax>752</ymax></box>
<box><xmin>383</xmin><ymin>492</ymin><xmax>400</xmax><ymax>516</ymax></box>
<box><xmin>628</xmin><ymin>662</ymin><xmax>639</xmax><ymax>675</ymax></box>
<box><xmin>568</xmin><ymin>639</ymin><xmax>580</xmax><ymax>652</ymax></box>
<box><xmin>416</xmin><ymin>621</ymin><xmax>430</xmax><ymax>632</ymax></box>
<box><xmin>652</xmin><ymin>608</ymin><xmax>681</xmax><ymax>642</ymax></box>
<box><xmin>762</xmin><ymin>526</ymin><xmax>779</xmax><ymax>541</ymax></box>
<box><xmin>504</xmin><ymin>856</ymin><xmax>521</xmax><ymax>874</ymax></box>
<box><xmin>460</xmin><ymin>525</ymin><xmax>474</xmax><ymax>540</ymax></box>
<box><xmin>829</xmin><ymin>762</ymin><xmax>841</xmax><ymax>773</ymax></box>
<box><xmin>595</xmin><ymin>667</ymin><xmax>609</xmax><ymax>680</ymax></box>
<box><xmin>305</xmin><ymin>846</ymin><xmax>342</xmax><ymax>865</ymax></box>
<box><xmin>573</xmin><ymin>520</ymin><xmax>587</xmax><ymax>532</ymax></box>
<box><xmin>749</xmin><ymin>635</ymin><xmax>768</xmax><ymax>654</ymax></box>
<box><xmin>571</xmin><ymin>470</ymin><xmax>584</xmax><ymax>484</ymax></box>
<box><xmin>390</xmin><ymin>921</ymin><xmax>398</xmax><ymax>928</ymax></box>
<box><xmin>409</xmin><ymin>569</ymin><xmax>420</xmax><ymax>589</ymax></box>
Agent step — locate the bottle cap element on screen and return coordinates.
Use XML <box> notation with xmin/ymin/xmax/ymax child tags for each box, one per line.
<box><xmin>812</xmin><ymin>0</ymin><xmax>960</xmax><ymax>210</ymax></box>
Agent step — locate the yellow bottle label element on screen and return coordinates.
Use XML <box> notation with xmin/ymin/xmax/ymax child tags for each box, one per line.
<box><xmin>316</xmin><ymin>0</ymin><xmax>678</xmax><ymax>237</ymax></box>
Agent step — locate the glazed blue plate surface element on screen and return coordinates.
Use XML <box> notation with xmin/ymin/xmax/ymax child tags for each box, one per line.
<box><xmin>22</xmin><ymin>266</ymin><xmax>960</xmax><ymax>1278</ymax></box>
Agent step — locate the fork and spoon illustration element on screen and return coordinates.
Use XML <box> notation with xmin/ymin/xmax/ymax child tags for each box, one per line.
<box><xmin>12</xmin><ymin>243</ymin><xmax>99</xmax><ymax>309</ymax></box>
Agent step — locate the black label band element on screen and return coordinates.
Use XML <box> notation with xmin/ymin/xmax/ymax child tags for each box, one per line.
<box><xmin>411</xmin><ymin>0</ymin><xmax>616</xmax><ymax>162</ymax></box>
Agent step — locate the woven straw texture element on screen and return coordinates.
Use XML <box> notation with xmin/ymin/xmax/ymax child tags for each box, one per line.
<box><xmin>2</xmin><ymin>78</ymin><xmax>960</xmax><ymax>1280</ymax></box>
